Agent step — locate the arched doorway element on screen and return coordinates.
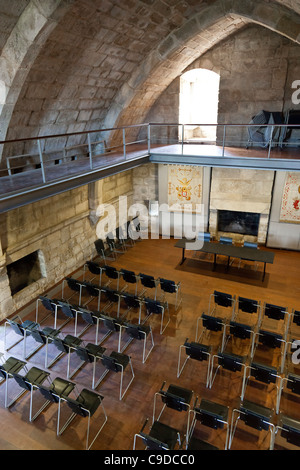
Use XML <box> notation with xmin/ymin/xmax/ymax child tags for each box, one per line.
<box><xmin>179</xmin><ymin>68</ymin><xmax>220</xmax><ymax>143</ymax></box>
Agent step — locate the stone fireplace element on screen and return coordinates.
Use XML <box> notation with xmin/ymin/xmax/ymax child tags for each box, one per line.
<box><xmin>208</xmin><ymin>168</ymin><xmax>275</xmax><ymax>245</ymax></box>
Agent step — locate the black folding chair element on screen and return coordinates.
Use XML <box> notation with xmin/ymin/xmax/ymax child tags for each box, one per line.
<box><xmin>276</xmin><ymin>372</ymin><xmax>300</xmax><ymax>414</ymax></box>
<box><xmin>144</xmin><ymin>298</ymin><xmax>170</xmax><ymax>334</ymax></box>
<box><xmin>188</xmin><ymin>397</ymin><xmax>230</xmax><ymax>449</ymax></box>
<box><xmin>177</xmin><ymin>339</ymin><xmax>212</xmax><ymax>387</ymax></box>
<box><xmin>208</xmin><ymin>290</ymin><xmax>236</xmax><ymax>321</ymax></box>
<box><xmin>241</xmin><ymin>361</ymin><xmax>282</xmax><ymax>408</ymax></box>
<box><xmin>4</xmin><ymin>317</ymin><xmax>41</xmax><ymax>359</ymax></box>
<box><xmin>139</xmin><ymin>273</ymin><xmax>159</xmax><ymax>299</ymax></box>
<box><xmin>134</xmin><ymin>418</ymin><xmax>181</xmax><ymax>450</ymax></box>
<box><xmin>153</xmin><ymin>382</ymin><xmax>193</xmax><ymax>445</ymax></box>
<box><xmin>229</xmin><ymin>399</ymin><xmax>276</xmax><ymax>450</ymax></box>
<box><xmin>58</xmin><ymin>388</ymin><xmax>107</xmax><ymax>450</ymax></box>
<box><xmin>99</xmin><ymin>351</ymin><xmax>135</xmax><ymax>400</ymax></box>
<box><xmin>119</xmin><ymin>322</ymin><xmax>154</xmax><ymax>363</ymax></box>
<box><xmin>94</xmin><ymin>239</ymin><xmax>115</xmax><ymax>262</ymax></box>
<box><xmin>159</xmin><ymin>278</ymin><xmax>182</xmax><ymax>311</ymax></box>
<box><xmin>8</xmin><ymin>366</ymin><xmax>51</xmax><ymax>420</ymax></box>
<box><xmin>274</xmin><ymin>414</ymin><xmax>300</xmax><ymax>449</ymax></box>
<box><xmin>120</xmin><ymin>269</ymin><xmax>139</xmax><ymax>295</ymax></box>
<box><xmin>51</xmin><ymin>335</ymin><xmax>83</xmax><ymax>378</ymax></box>
<box><xmin>0</xmin><ymin>357</ymin><xmax>28</xmax><ymax>408</ymax></box>
<box><xmin>74</xmin><ymin>343</ymin><xmax>106</xmax><ymax>389</ymax></box>
<box><xmin>209</xmin><ymin>351</ymin><xmax>248</xmax><ymax>398</ymax></box>
<box><xmin>195</xmin><ymin>313</ymin><xmax>227</xmax><ymax>351</ymax></box>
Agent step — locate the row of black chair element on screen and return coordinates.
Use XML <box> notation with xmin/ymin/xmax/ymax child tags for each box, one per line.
<box><xmin>59</xmin><ymin>278</ymin><xmax>170</xmax><ymax>334</ymax></box>
<box><xmin>94</xmin><ymin>217</ymin><xmax>141</xmax><ymax>262</ymax></box>
<box><xmin>0</xmin><ymin>355</ymin><xmax>107</xmax><ymax>450</ymax></box>
<box><xmin>84</xmin><ymin>260</ymin><xmax>182</xmax><ymax>310</ymax></box>
<box><xmin>133</xmin><ymin>380</ymin><xmax>300</xmax><ymax>450</ymax></box>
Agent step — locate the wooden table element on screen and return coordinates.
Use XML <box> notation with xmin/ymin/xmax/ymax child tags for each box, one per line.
<box><xmin>175</xmin><ymin>239</ymin><xmax>275</xmax><ymax>281</ymax></box>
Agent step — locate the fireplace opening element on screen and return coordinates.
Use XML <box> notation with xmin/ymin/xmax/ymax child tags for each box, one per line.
<box><xmin>217</xmin><ymin>210</ymin><xmax>260</xmax><ymax>236</ymax></box>
<box><xmin>7</xmin><ymin>250</ymin><xmax>46</xmax><ymax>296</ymax></box>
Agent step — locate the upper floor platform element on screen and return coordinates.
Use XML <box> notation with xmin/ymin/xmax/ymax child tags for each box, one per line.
<box><xmin>0</xmin><ymin>122</ymin><xmax>299</xmax><ymax>213</ymax></box>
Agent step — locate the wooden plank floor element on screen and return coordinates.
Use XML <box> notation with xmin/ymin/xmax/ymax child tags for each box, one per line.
<box><xmin>0</xmin><ymin>237</ymin><xmax>299</xmax><ymax>451</ymax></box>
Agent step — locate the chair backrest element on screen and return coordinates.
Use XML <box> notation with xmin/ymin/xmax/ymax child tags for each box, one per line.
<box><xmin>126</xmin><ymin>324</ymin><xmax>148</xmax><ymax>340</ymax></box>
<box><xmin>86</xmin><ymin>261</ymin><xmax>101</xmax><ymax>275</ymax></box>
<box><xmin>217</xmin><ymin>352</ymin><xmax>244</xmax><ymax>372</ymax></box>
<box><xmin>84</xmin><ymin>282</ymin><xmax>99</xmax><ymax>298</ymax></box>
<box><xmin>238</xmin><ymin>296</ymin><xmax>258</xmax><ymax>314</ymax></box>
<box><xmin>293</xmin><ymin>311</ymin><xmax>300</xmax><ymax>326</ymax></box>
<box><xmin>75</xmin><ymin>346</ymin><xmax>93</xmax><ymax>363</ymax></box>
<box><xmin>7</xmin><ymin>320</ymin><xmax>24</xmax><ymax>337</ymax></box>
<box><xmin>65</xmin><ymin>397</ymin><xmax>89</xmax><ymax>418</ymax></box>
<box><xmin>79</xmin><ymin>308</ymin><xmax>96</xmax><ymax>325</ymax></box>
<box><xmin>229</xmin><ymin>321</ymin><xmax>252</xmax><ymax>340</ymax></box>
<box><xmin>101</xmin><ymin>314</ymin><xmax>120</xmax><ymax>332</ymax></box>
<box><xmin>264</xmin><ymin>303</ymin><xmax>286</xmax><ymax>321</ymax></box>
<box><xmin>287</xmin><ymin>373</ymin><xmax>300</xmax><ymax>395</ymax></box>
<box><xmin>123</xmin><ymin>293</ymin><xmax>140</xmax><ymax>309</ymax></box>
<box><xmin>30</xmin><ymin>328</ymin><xmax>47</xmax><ymax>345</ymax></box>
<box><xmin>240</xmin><ymin>400</ymin><xmax>273</xmax><ymax>431</ymax></box>
<box><xmin>194</xmin><ymin>403</ymin><xmax>226</xmax><ymax>430</ymax></box>
<box><xmin>103</xmin><ymin>287</ymin><xmax>119</xmax><ymax>303</ymax></box>
<box><xmin>250</xmin><ymin>362</ymin><xmax>277</xmax><ymax>384</ymax></box>
<box><xmin>58</xmin><ymin>301</ymin><xmax>76</xmax><ymax>319</ymax></box>
<box><xmin>281</xmin><ymin>415</ymin><xmax>300</xmax><ymax>447</ymax></box>
<box><xmin>220</xmin><ymin>236</ymin><xmax>233</xmax><ymax>245</ymax></box>
<box><xmin>38</xmin><ymin>385</ymin><xmax>59</xmax><ymax>403</ymax></box>
<box><xmin>139</xmin><ymin>273</ymin><xmax>156</xmax><ymax>289</ymax></box>
<box><xmin>101</xmin><ymin>354</ymin><xmax>122</xmax><ymax>372</ymax></box>
<box><xmin>121</xmin><ymin>269</ymin><xmax>136</xmax><ymax>284</ymax></box>
<box><xmin>144</xmin><ymin>298</ymin><xmax>163</xmax><ymax>314</ymax></box>
<box><xmin>198</xmin><ymin>232</ymin><xmax>211</xmax><ymax>242</ymax></box>
<box><xmin>184</xmin><ymin>341</ymin><xmax>210</xmax><ymax>361</ymax></box>
<box><xmin>214</xmin><ymin>291</ymin><xmax>233</xmax><ymax>308</ymax></box>
<box><xmin>104</xmin><ymin>266</ymin><xmax>119</xmax><ymax>279</ymax></box>
<box><xmin>160</xmin><ymin>278</ymin><xmax>176</xmax><ymax>293</ymax></box>
<box><xmin>140</xmin><ymin>433</ymin><xmax>170</xmax><ymax>451</ymax></box>
<box><xmin>258</xmin><ymin>329</ymin><xmax>283</xmax><ymax>349</ymax></box>
<box><xmin>66</xmin><ymin>277</ymin><xmax>81</xmax><ymax>292</ymax></box>
<box><xmin>53</xmin><ymin>338</ymin><xmax>69</xmax><ymax>354</ymax></box>
<box><xmin>161</xmin><ymin>391</ymin><xmax>189</xmax><ymax>412</ymax></box>
<box><xmin>39</xmin><ymin>296</ymin><xmax>55</xmax><ymax>312</ymax></box>
<box><xmin>95</xmin><ymin>239</ymin><xmax>105</xmax><ymax>254</ymax></box>
<box><xmin>12</xmin><ymin>373</ymin><xmax>31</xmax><ymax>391</ymax></box>
<box><xmin>244</xmin><ymin>241</ymin><xmax>258</xmax><ymax>249</ymax></box>
<box><xmin>201</xmin><ymin>314</ymin><xmax>223</xmax><ymax>332</ymax></box>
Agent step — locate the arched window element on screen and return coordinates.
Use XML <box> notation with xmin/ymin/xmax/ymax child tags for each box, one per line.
<box><xmin>179</xmin><ymin>68</ymin><xmax>220</xmax><ymax>143</ymax></box>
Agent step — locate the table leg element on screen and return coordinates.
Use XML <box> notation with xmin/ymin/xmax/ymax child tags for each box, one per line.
<box><xmin>226</xmin><ymin>256</ymin><xmax>230</xmax><ymax>272</ymax></box>
<box><xmin>213</xmin><ymin>254</ymin><xmax>217</xmax><ymax>271</ymax></box>
<box><xmin>262</xmin><ymin>262</ymin><xmax>266</xmax><ymax>281</ymax></box>
<box><xmin>180</xmin><ymin>248</ymin><xmax>186</xmax><ymax>265</ymax></box>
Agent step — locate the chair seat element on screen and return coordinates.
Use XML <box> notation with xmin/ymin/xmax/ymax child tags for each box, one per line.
<box><xmin>51</xmin><ymin>377</ymin><xmax>76</xmax><ymax>398</ymax></box>
<box><xmin>149</xmin><ymin>421</ymin><xmax>179</xmax><ymax>450</ymax></box>
<box><xmin>196</xmin><ymin>399</ymin><xmax>229</xmax><ymax>423</ymax></box>
<box><xmin>76</xmin><ymin>388</ymin><xmax>103</xmax><ymax>416</ymax></box>
<box><xmin>0</xmin><ymin>357</ymin><xmax>27</xmax><ymax>377</ymax></box>
<box><xmin>110</xmin><ymin>351</ymin><xmax>130</xmax><ymax>369</ymax></box>
<box><xmin>64</xmin><ymin>335</ymin><xmax>82</xmax><ymax>348</ymax></box>
<box><xmin>23</xmin><ymin>320</ymin><xmax>40</xmax><ymax>331</ymax></box>
<box><xmin>25</xmin><ymin>367</ymin><xmax>50</xmax><ymax>386</ymax></box>
<box><xmin>188</xmin><ymin>436</ymin><xmax>219</xmax><ymax>450</ymax></box>
<box><xmin>85</xmin><ymin>343</ymin><xmax>106</xmax><ymax>358</ymax></box>
<box><xmin>167</xmin><ymin>384</ymin><xmax>193</xmax><ymax>406</ymax></box>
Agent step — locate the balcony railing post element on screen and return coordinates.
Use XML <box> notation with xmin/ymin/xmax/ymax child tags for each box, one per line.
<box><xmin>222</xmin><ymin>125</ymin><xmax>226</xmax><ymax>157</ymax></box>
<box><xmin>182</xmin><ymin>124</ymin><xmax>184</xmax><ymax>154</ymax></box>
<box><xmin>147</xmin><ymin>124</ymin><xmax>151</xmax><ymax>154</ymax></box>
<box><xmin>37</xmin><ymin>139</ymin><xmax>46</xmax><ymax>183</ymax></box>
<box><xmin>267</xmin><ymin>125</ymin><xmax>274</xmax><ymax>159</ymax></box>
<box><xmin>123</xmin><ymin>128</ymin><xmax>126</xmax><ymax>159</ymax></box>
<box><xmin>6</xmin><ymin>157</ymin><xmax>11</xmax><ymax>176</ymax></box>
<box><xmin>88</xmin><ymin>133</ymin><xmax>93</xmax><ymax>169</ymax></box>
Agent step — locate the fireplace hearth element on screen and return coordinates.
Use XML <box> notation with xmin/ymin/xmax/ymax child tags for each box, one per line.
<box><xmin>217</xmin><ymin>210</ymin><xmax>260</xmax><ymax>237</ymax></box>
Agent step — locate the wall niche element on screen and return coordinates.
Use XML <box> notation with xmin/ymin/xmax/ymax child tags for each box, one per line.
<box><xmin>7</xmin><ymin>250</ymin><xmax>46</xmax><ymax>296</ymax></box>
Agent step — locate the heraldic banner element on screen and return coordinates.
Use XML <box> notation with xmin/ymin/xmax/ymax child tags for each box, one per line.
<box><xmin>168</xmin><ymin>165</ymin><xmax>203</xmax><ymax>212</ymax></box>
<box><xmin>280</xmin><ymin>172</ymin><xmax>300</xmax><ymax>223</ymax></box>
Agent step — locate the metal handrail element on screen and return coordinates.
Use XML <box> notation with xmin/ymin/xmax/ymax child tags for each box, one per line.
<box><xmin>1</xmin><ymin>121</ymin><xmax>299</xmax><ymax>184</ymax></box>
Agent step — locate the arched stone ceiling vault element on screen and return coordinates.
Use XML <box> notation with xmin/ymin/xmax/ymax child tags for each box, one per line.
<box><xmin>0</xmin><ymin>0</ymin><xmax>300</xmax><ymax>154</ymax></box>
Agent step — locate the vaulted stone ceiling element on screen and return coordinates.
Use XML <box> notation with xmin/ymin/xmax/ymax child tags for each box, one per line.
<box><xmin>0</xmin><ymin>0</ymin><xmax>300</xmax><ymax>153</ymax></box>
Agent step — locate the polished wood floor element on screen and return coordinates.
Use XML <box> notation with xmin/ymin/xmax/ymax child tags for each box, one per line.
<box><xmin>0</xmin><ymin>237</ymin><xmax>300</xmax><ymax>451</ymax></box>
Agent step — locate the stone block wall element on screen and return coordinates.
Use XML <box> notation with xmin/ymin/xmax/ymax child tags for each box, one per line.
<box><xmin>143</xmin><ymin>23</ymin><xmax>300</xmax><ymax>146</ymax></box>
<box><xmin>0</xmin><ymin>169</ymin><xmax>134</xmax><ymax>320</ymax></box>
